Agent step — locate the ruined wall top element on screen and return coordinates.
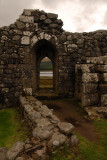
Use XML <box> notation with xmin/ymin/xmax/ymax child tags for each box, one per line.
<box><xmin>0</xmin><ymin>9</ymin><xmax>63</xmax><ymax>35</ymax></box>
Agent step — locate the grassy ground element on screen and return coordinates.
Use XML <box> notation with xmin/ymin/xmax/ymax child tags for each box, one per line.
<box><xmin>49</xmin><ymin>119</ymin><xmax>107</xmax><ymax>160</ymax></box>
<box><xmin>40</xmin><ymin>77</ymin><xmax>53</xmax><ymax>88</ymax></box>
<box><xmin>0</xmin><ymin>108</ymin><xmax>29</xmax><ymax>148</ymax></box>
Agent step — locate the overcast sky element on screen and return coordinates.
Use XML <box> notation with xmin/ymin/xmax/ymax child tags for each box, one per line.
<box><xmin>0</xmin><ymin>0</ymin><xmax>107</xmax><ymax>32</ymax></box>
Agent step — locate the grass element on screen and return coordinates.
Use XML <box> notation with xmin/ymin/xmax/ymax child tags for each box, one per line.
<box><xmin>40</xmin><ymin>77</ymin><xmax>53</xmax><ymax>88</ymax></box>
<box><xmin>40</xmin><ymin>61</ymin><xmax>53</xmax><ymax>71</ymax></box>
<box><xmin>0</xmin><ymin>108</ymin><xmax>29</xmax><ymax>148</ymax></box>
<box><xmin>49</xmin><ymin>119</ymin><xmax>107</xmax><ymax>160</ymax></box>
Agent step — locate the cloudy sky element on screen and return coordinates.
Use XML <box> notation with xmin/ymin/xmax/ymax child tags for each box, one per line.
<box><xmin>0</xmin><ymin>0</ymin><xmax>107</xmax><ymax>32</ymax></box>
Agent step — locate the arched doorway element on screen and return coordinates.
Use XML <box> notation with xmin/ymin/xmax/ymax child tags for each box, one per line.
<box><xmin>40</xmin><ymin>57</ymin><xmax>53</xmax><ymax>88</ymax></box>
<box><xmin>33</xmin><ymin>39</ymin><xmax>58</xmax><ymax>91</ymax></box>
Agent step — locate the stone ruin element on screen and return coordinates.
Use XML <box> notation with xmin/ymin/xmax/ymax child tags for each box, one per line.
<box><xmin>0</xmin><ymin>96</ymin><xmax>77</xmax><ymax>160</ymax></box>
<box><xmin>0</xmin><ymin>9</ymin><xmax>107</xmax><ymax>160</ymax></box>
<box><xmin>0</xmin><ymin>9</ymin><xmax>107</xmax><ymax>108</ymax></box>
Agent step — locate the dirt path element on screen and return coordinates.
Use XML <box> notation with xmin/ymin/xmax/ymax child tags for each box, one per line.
<box><xmin>43</xmin><ymin>99</ymin><xmax>98</xmax><ymax>142</ymax></box>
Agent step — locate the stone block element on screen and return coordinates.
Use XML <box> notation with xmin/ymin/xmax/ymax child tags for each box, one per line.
<box><xmin>13</xmin><ymin>35</ymin><xmax>20</xmax><ymax>41</ymax></box>
<box><xmin>82</xmin><ymin>83</ymin><xmax>98</xmax><ymax>94</ymax></box>
<box><xmin>23</xmin><ymin>9</ymin><xmax>32</xmax><ymax>16</ymax></box>
<box><xmin>103</xmin><ymin>73</ymin><xmax>107</xmax><ymax>82</ymax></box>
<box><xmin>71</xmin><ymin>44</ymin><xmax>78</xmax><ymax>48</ymax></box>
<box><xmin>100</xmin><ymin>84</ymin><xmax>107</xmax><ymax>94</ymax></box>
<box><xmin>31</xmin><ymin>35</ymin><xmax>38</xmax><ymax>46</ymax></box>
<box><xmin>23</xmin><ymin>88</ymin><xmax>32</xmax><ymax>96</ymax></box>
<box><xmin>16</xmin><ymin>21</ymin><xmax>25</xmax><ymax>29</ymax></box>
<box><xmin>21</xmin><ymin>36</ymin><xmax>30</xmax><ymax>45</ymax></box>
<box><xmin>32</xmin><ymin>127</ymin><xmax>52</xmax><ymax>140</ymax></box>
<box><xmin>23</xmin><ymin>31</ymin><xmax>33</xmax><ymax>36</ymax></box>
<box><xmin>7</xmin><ymin>141</ymin><xmax>25</xmax><ymax>160</ymax></box>
<box><xmin>0</xmin><ymin>69</ymin><xmax>3</xmax><ymax>74</ymax></box>
<box><xmin>97</xmin><ymin>65</ymin><xmax>107</xmax><ymax>72</ymax></box>
<box><xmin>76</xmin><ymin>64</ymin><xmax>95</xmax><ymax>73</ymax></box>
<box><xmin>55</xmin><ymin>19</ymin><xmax>63</xmax><ymax>24</ymax></box>
<box><xmin>101</xmin><ymin>94</ymin><xmax>107</xmax><ymax>106</ymax></box>
<box><xmin>82</xmin><ymin>93</ymin><xmax>99</xmax><ymax>107</ymax></box>
<box><xmin>19</xmin><ymin>15</ymin><xmax>34</xmax><ymax>23</ymax></box>
<box><xmin>82</xmin><ymin>73</ymin><xmax>99</xmax><ymax>83</ymax></box>
<box><xmin>34</xmin><ymin>23</ymin><xmax>38</xmax><ymax>31</ymax></box>
<box><xmin>60</xmin><ymin>35</ymin><xmax>67</xmax><ymax>42</ymax></box>
<box><xmin>47</xmin><ymin>13</ymin><xmax>58</xmax><ymax>19</ymax></box>
<box><xmin>2</xmin><ymin>88</ymin><xmax>9</xmax><ymax>93</ymax></box>
<box><xmin>70</xmin><ymin>135</ymin><xmax>78</xmax><ymax>146</ymax></box>
<box><xmin>0</xmin><ymin>147</ymin><xmax>8</xmax><ymax>160</ymax></box>
<box><xmin>48</xmin><ymin>132</ymin><xmax>66</xmax><ymax>147</ymax></box>
<box><xmin>58</xmin><ymin>122</ymin><xmax>74</xmax><ymax>135</ymax></box>
<box><xmin>40</xmin><ymin>15</ymin><xmax>46</xmax><ymax>20</ymax></box>
<box><xmin>44</xmin><ymin>19</ymin><xmax>52</xmax><ymax>24</ymax></box>
<box><xmin>44</xmin><ymin>33</ymin><xmax>51</xmax><ymax>40</ymax></box>
<box><xmin>49</xmin><ymin>23</ymin><xmax>58</xmax><ymax>28</ymax></box>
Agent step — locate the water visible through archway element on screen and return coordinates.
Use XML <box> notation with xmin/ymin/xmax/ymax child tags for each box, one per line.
<box><xmin>40</xmin><ymin>57</ymin><xmax>53</xmax><ymax>88</ymax></box>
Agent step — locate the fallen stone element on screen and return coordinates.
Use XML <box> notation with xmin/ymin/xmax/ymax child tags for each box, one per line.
<box><xmin>35</xmin><ymin>118</ymin><xmax>51</xmax><ymax>128</ymax></box>
<box><xmin>48</xmin><ymin>132</ymin><xmax>67</xmax><ymax>147</ymax></box>
<box><xmin>0</xmin><ymin>147</ymin><xmax>8</xmax><ymax>160</ymax></box>
<box><xmin>25</xmin><ymin>144</ymin><xmax>32</xmax><ymax>150</ymax></box>
<box><xmin>6</xmin><ymin>141</ymin><xmax>25</xmax><ymax>160</ymax></box>
<box><xmin>34</xmin><ymin>146</ymin><xmax>46</xmax><ymax>159</ymax></box>
<box><xmin>35</xmin><ymin>101</ymin><xmax>42</xmax><ymax>107</ymax></box>
<box><xmin>70</xmin><ymin>135</ymin><xmax>78</xmax><ymax>146</ymax></box>
<box><xmin>40</xmin><ymin>105</ymin><xmax>52</xmax><ymax>117</ymax></box>
<box><xmin>49</xmin><ymin>114</ymin><xmax>60</xmax><ymax>124</ymax></box>
<box><xmin>32</xmin><ymin>127</ymin><xmax>52</xmax><ymax>140</ymax></box>
<box><xmin>29</xmin><ymin>111</ymin><xmax>41</xmax><ymax>121</ymax></box>
<box><xmin>58</xmin><ymin>122</ymin><xmax>74</xmax><ymax>135</ymax></box>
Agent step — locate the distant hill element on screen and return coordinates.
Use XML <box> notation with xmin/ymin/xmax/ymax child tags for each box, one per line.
<box><xmin>40</xmin><ymin>61</ymin><xmax>53</xmax><ymax>71</ymax></box>
<box><xmin>42</xmin><ymin>57</ymin><xmax>51</xmax><ymax>62</ymax></box>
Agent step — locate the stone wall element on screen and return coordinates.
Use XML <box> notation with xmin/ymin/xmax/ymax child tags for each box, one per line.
<box><xmin>0</xmin><ymin>96</ymin><xmax>78</xmax><ymax>160</ymax></box>
<box><xmin>75</xmin><ymin>56</ymin><xmax>107</xmax><ymax>107</ymax></box>
<box><xmin>0</xmin><ymin>9</ymin><xmax>107</xmax><ymax>107</ymax></box>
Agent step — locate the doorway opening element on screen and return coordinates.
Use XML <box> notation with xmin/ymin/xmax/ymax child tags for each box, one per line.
<box><xmin>40</xmin><ymin>57</ymin><xmax>53</xmax><ymax>88</ymax></box>
<box><xmin>34</xmin><ymin>39</ymin><xmax>58</xmax><ymax>91</ymax></box>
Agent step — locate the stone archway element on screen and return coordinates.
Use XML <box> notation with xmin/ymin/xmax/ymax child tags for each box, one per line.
<box><xmin>33</xmin><ymin>39</ymin><xmax>58</xmax><ymax>92</ymax></box>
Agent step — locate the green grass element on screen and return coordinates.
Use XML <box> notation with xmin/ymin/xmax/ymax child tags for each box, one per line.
<box><xmin>40</xmin><ymin>77</ymin><xmax>53</xmax><ymax>88</ymax></box>
<box><xmin>40</xmin><ymin>61</ymin><xmax>53</xmax><ymax>71</ymax></box>
<box><xmin>0</xmin><ymin>108</ymin><xmax>29</xmax><ymax>148</ymax></box>
<box><xmin>49</xmin><ymin>119</ymin><xmax>107</xmax><ymax>160</ymax></box>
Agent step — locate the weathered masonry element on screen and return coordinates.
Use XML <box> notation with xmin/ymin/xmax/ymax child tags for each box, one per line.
<box><xmin>0</xmin><ymin>9</ymin><xmax>107</xmax><ymax>107</ymax></box>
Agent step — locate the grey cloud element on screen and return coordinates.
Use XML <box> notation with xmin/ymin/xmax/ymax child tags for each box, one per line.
<box><xmin>0</xmin><ymin>0</ymin><xmax>107</xmax><ymax>32</ymax></box>
<box><xmin>69</xmin><ymin>0</ymin><xmax>107</xmax><ymax>32</ymax></box>
<box><xmin>103</xmin><ymin>12</ymin><xmax>107</xmax><ymax>26</ymax></box>
<box><xmin>41</xmin><ymin>0</ymin><xmax>107</xmax><ymax>8</ymax></box>
<box><xmin>41</xmin><ymin>0</ymin><xmax>70</xmax><ymax>9</ymax></box>
<box><xmin>0</xmin><ymin>0</ymin><xmax>36</xmax><ymax>27</ymax></box>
